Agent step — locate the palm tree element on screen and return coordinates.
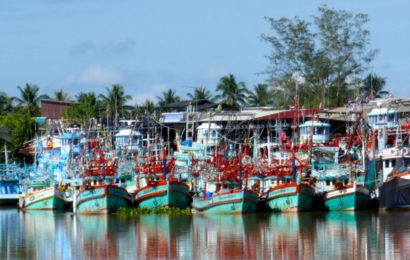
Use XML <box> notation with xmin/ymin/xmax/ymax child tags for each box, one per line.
<box><xmin>13</xmin><ymin>83</ymin><xmax>49</xmax><ymax>116</ymax></box>
<box><xmin>215</xmin><ymin>74</ymin><xmax>249</xmax><ymax>109</ymax></box>
<box><xmin>361</xmin><ymin>73</ymin><xmax>386</xmax><ymax>98</ymax></box>
<box><xmin>134</xmin><ymin>99</ymin><xmax>157</xmax><ymax>119</ymax></box>
<box><xmin>0</xmin><ymin>92</ymin><xmax>13</xmax><ymax>115</ymax></box>
<box><xmin>247</xmin><ymin>84</ymin><xmax>274</xmax><ymax>107</ymax></box>
<box><xmin>99</xmin><ymin>84</ymin><xmax>132</xmax><ymax>129</ymax></box>
<box><xmin>187</xmin><ymin>87</ymin><xmax>214</xmax><ymax>101</ymax></box>
<box><xmin>54</xmin><ymin>89</ymin><xmax>70</xmax><ymax>101</ymax></box>
<box><xmin>157</xmin><ymin>89</ymin><xmax>181</xmax><ymax>107</ymax></box>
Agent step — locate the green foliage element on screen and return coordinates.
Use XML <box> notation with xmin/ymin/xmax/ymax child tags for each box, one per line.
<box><xmin>63</xmin><ymin>92</ymin><xmax>99</xmax><ymax>128</ymax></box>
<box><xmin>361</xmin><ymin>73</ymin><xmax>386</xmax><ymax>97</ymax></box>
<box><xmin>263</xmin><ymin>5</ymin><xmax>378</xmax><ymax>108</ymax></box>
<box><xmin>215</xmin><ymin>74</ymin><xmax>249</xmax><ymax>109</ymax></box>
<box><xmin>116</xmin><ymin>207</ymin><xmax>192</xmax><ymax>216</ymax></box>
<box><xmin>134</xmin><ymin>99</ymin><xmax>157</xmax><ymax>119</ymax></box>
<box><xmin>13</xmin><ymin>83</ymin><xmax>49</xmax><ymax>117</ymax></box>
<box><xmin>247</xmin><ymin>84</ymin><xmax>274</xmax><ymax>107</ymax></box>
<box><xmin>157</xmin><ymin>89</ymin><xmax>181</xmax><ymax>108</ymax></box>
<box><xmin>0</xmin><ymin>92</ymin><xmax>13</xmax><ymax>115</ymax></box>
<box><xmin>99</xmin><ymin>84</ymin><xmax>132</xmax><ymax>128</ymax></box>
<box><xmin>54</xmin><ymin>89</ymin><xmax>70</xmax><ymax>101</ymax></box>
<box><xmin>187</xmin><ymin>87</ymin><xmax>214</xmax><ymax>101</ymax></box>
<box><xmin>0</xmin><ymin>108</ymin><xmax>35</xmax><ymax>152</ymax></box>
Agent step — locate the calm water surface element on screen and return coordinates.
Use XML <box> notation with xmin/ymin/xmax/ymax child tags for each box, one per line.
<box><xmin>1</xmin><ymin>209</ymin><xmax>410</xmax><ymax>259</ymax></box>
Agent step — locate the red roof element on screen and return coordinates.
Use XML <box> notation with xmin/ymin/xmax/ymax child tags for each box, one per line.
<box><xmin>256</xmin><ymin>108</ymin><xmax>321</xmax><ymax>121</ymax></box>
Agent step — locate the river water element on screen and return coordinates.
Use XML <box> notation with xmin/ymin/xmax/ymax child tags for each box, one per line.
<box><xmin>1</xmin><ymin>209</ymin><xmax>410</xmax><ymax>259</ymax></box>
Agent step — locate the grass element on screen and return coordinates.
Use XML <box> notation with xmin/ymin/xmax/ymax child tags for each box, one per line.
<box><xmin>116</xmin><ymin>207</ymin><xmax>192</xmax><ymax>216</ymax></box>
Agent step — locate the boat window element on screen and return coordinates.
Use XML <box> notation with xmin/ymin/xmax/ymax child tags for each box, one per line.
<box><xmin>326</xmin><ymin>180</ymin><xmax>330</xmax><ymax>186</ymax></box>
<box><xmin>392</xmin><ymin>160</ymin><xmax>396</xmax><ymax>167</ymax></box>
<box><xmin>212</xmin><ymin>130</ymin><xmax>217</xmax><ymax>137</ymax></box>
<box><xmin>385</xmin><ymin>160</ymin><xmax>390</xmax><ymax>168</ymax></box>
<box><xmin>344</xmin><ymin>179</ymin><xmax>348</xmax><ymax>185</ymax></box>
<box><xmin>73</xmin><ymin>139</ymin><xmax>79</xmax><ymax>145</ymax></box>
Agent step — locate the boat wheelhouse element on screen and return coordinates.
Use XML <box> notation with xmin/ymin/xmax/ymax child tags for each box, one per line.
<box><xmin>367</xmin><ymin>107</ymin><xmax>400</xmax><ymax>130</ymax></box>
<box><xmin>299</xmin><ymin>120</ymin><xmax>330</xmax><ymax>144</ymax></box>
<box><xmin>115</xmin><ymin>129</ymin><xmax>142</xmax><ymax>155</ymax></box>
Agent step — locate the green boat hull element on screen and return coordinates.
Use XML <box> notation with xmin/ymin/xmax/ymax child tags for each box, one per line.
<box><xmin>135</xmin><ymin>181</ymin><xmax>191</xmax><ymax>209</ymax></box>
<box><xmin>192</xmin><ymin>190</ymin><xmax>259</xmax><ymax>214</ymax></box>
<box><xmin>266</xmin><ymin>184</ymin><xmax>315</xmax><ymax>212</ymax></box>
<box><xmin>76</xmin><ymin>185</ymin><xmax>131</xmax><ymax>214</ymax></box>
<box><xmin>324</xmin><ymin>187</ymin><xmax>370</xmax><ymax>211</ymax></box>
<box><xmin>25</xmin><ymin>196</ymin><xmax>65</xmax><ymax>210</ymax></box>
<box><xmin>22</xmin><ymin>188</ymin><xmax>65</xmax><ymax>210</ymax></box>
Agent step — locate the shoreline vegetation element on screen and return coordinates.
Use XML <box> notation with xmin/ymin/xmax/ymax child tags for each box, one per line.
<box><xmin>116</xmin><ymin>207</ymin><xmax>192</xmax><ymax>216</ymax></box>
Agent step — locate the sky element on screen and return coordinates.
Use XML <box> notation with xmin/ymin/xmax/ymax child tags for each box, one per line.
<box><xmin>1</xmin><ymin>0</ymin><xmax>410</xmax><ymax>105</ymax></box>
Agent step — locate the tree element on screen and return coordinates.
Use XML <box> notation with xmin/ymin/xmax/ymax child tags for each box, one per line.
<box><xmin>13</xmin><ymin>83</ymin><xmax>49</xmax><ymax>116</ymax></box>
<box><xmin>54</xmin><ymin>89</ymin><xmax>70</xmax><ymax>101</ymax></box>
<box><xmin>134</xmin><ymin>99</ymin><xmax>157</xmax><ymax>119</ymax></box>
<box><xmin>247</xmin><ymin>84</ymin><xmax>274</xmax><ymax>106</ymax></box>
<box><xmin>263</xmin><ymin>5</ymin><xmax>378</xmax><ymax>108</ymax></box>
<box><xmin>0</xmin><ymin>108</ymin><xmax>35</xmax><ymax>152</ymax></box>
<box><xmin>187</xmin><ymin>87</ymin><xmax>214</xmax><ymax>101</ymax></box>
<box><xmin>0</xmin><ymin>92</ymin><xmax>13</xmax><ymax>115</ymax></box>
<box><xmin>63</xmin><ymin>92</ymin><xmax>99</xmax><ymax>128</ymax></box>
<box><xmin>361</xmin><ymin>73</ymin><xmax>386</xmax><ymax>98</ymax></box>
<box><xmin>157</xmin><ymin>89</ymin><xmax>181</xmax><ymax>107</ymax></box>
<box><xmin>215</xmin><ymin>74</ymin><xmax>249</xmax><ymax>109</ymax></box>
<box><xmin>99</xmin><ymin>84</ymin><xmax>132</xmax><ymax>129</ymax></box>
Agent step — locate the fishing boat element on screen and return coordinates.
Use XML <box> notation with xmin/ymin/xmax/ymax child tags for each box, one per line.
<box><xmin>19</xmin><ymin>131</ymin><xmax>77</xmax><ymax>210</ymax></box>
<box><xmin>192</xmin><ymin>186</ymin><xmax>259</xmax><ymax>214</ymax></box>
<box><xmin>134</xmin><ymin>147</ymin><xmax>191</xmax><ymax>209</ymax></box>
<box><xmin>192</xmin><ymin>152</ymin><xmax>259</xmax><ymax>214</ymax></box>
<box><xmin>19</xmin><ymin>185</ymin><xmax>65</xmax><ymax>210</ymax></box>
<box><xmin>74</xmin><ymin>140</ymin><xmax>132</xmax><ymax>214</ymax></box>
<box><xmin>263</xmin><ymin>161</ymin><xmax>315</xmax><ymax>212</ymax></box>
<box><xmin>366</xmin><ymin>106</ymin><xmax>410</xmax><ymax>209</ymax></box>
<box><xmin>114</xmin><ymin>124</ymin><xmax>142</xmax><ymax>194</ymax></box>
<box><xmin>0</xmin><ymin>146</ymin><xmax>25</xmax><ymax>205</ymax></box>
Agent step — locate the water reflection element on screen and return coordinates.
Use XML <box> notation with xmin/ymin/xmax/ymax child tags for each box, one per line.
<box><xmin>2</xmin><ymin>209</ymin><xmax>410</xmax><ymax>258</ymax></box>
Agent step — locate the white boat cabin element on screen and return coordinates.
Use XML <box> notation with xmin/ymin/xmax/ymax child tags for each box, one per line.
<box><xmin>299</xmin><ymin>121</ymin><xmax>330</xmax><ymax>144</ymax></box>
<box><xmin>367</xmin><ymin>108</ymin><xmax>399</xmax><ymax>130</ymax></box>
<box><xmin>115</xmin><ymin>129</ymin><xmax>142</xmax><ymax>154</ymax></box>
<box><xmin>196</xmin><ymin>123</ymin><xmax>222</xmax><ymax>147</ymax></box>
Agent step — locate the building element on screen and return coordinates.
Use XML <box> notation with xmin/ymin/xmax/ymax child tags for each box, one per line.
<box><xmin>40</xmin><ymin>99</ymin><xmax>72</xmax><ymax>119</ymax></box>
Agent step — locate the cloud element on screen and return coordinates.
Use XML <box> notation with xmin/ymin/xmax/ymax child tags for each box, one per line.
<box><xmin>109</xmin><ymin>38</ymin><xmax>136</xmax><ymax>54</ymax></box>
<box><xmin>69</xmin><ymin>38</ymin><xmax>136</xmax><ymax>56</ymax></box>
<box><xmin>69</xmin><ymin>40</ymin><xmax>96</xmax><ymax>55</ymax></box>
<box><xmin>203</xmin><ymin>65</ymin><xmax>229</xmax><ymax>81</ymax></box>
<box><xmin>76</xmin><ymin>65</ymin><xmax>123</xmax><ymax>86</ymax></box>
<box><xmin>130</xmin><ymin>83</ymin><xmax>169</xmax><ymax>104</ymax></box>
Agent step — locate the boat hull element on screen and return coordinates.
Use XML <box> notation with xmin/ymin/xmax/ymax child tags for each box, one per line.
<box><xmin>192</xmin><ymin>189</ymin><xmax>259</xmax><ymax>214</ymax></box>
<box><xmin>324</xmin><ymin>185</ymin><xmax>370</xmax><ymax>211</ymax></box>
<box><xmin>134</xmin><ymin>181</ymin><xmax>191</xmax><ymax>209</ymax></box>
<box><xmin>265</xmin><ymin>183</ymin><xmax>315</xmax><ymax>212</ymax></box>
<box><xmin>20</xmin><ymin>187</ymin><xmax>65</xmax><ymax>210</ymax></box>
<box><xmin>76</xmin><ymin>185</ymin><xmax>131</xmax><ymax>214</ymax></box>
<box><xmin>379</xmin><ymin>174</ymin><xmax>410</xmax><ymax>210</ymax></box>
